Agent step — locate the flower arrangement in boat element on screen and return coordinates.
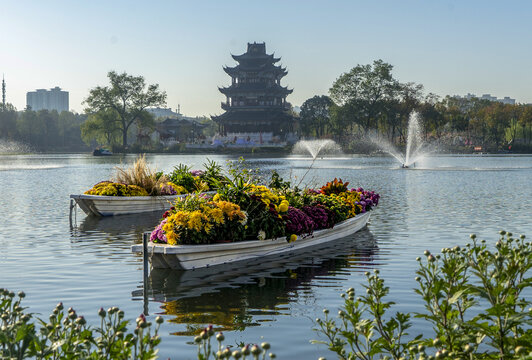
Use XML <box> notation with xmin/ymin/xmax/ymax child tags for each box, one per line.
<box><xmin>83</xmin><ymin>156</ymin><xmax>228</xmax><ymax>197</ymax></box>
<box><xmin>150</xmin><ymin>172</ymin><xmax>379</xmax><ymax>245</ymax></box>
<box><xmin>151</xmin><ymin>195</ymin><xmax>248</xmax><ymax>245</ymax></box>
<box><xmin>84</xmin><ymin>181</ymin><xmax>148</xmax><ymax>196</ymax></box>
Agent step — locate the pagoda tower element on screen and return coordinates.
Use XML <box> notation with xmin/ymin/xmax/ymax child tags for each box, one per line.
<box><xmin>213</xmin><ymin>42</ymin><xmax>294</xmax><ymax>138</ymax></box>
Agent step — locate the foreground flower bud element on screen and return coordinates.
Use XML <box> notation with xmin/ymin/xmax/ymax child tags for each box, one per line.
<box><xmin>251</xmin><ymin>344</ymin><xmax>261</xmax><ymax>355</ymax></box>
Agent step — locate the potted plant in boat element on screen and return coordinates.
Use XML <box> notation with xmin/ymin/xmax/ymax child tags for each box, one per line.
<box><xmin>137</xmin><ymin>174</ymin><xmax>380</xmax><ymax>270</ymax></box>
<box><xmin>70</xmin><ymin>156</ymin><xmax>227</xmax><ymax>217</ymax></box>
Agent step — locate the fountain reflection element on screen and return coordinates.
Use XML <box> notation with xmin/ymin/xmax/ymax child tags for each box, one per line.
<box><xmin>133</xmin><ymin>229</ymin><xmax>378</xmax><ymax>335</ymax></box>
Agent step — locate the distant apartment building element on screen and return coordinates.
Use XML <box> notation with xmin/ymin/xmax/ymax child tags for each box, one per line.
<box><xmin>459</xmin><ymin>93</ymin><xmax>515</xmax><ymax>105</ymax></box>
<box><xmin>26</xmin><ymin>87</ymin><xmax>69</xmax><ymax>112</ymax></box>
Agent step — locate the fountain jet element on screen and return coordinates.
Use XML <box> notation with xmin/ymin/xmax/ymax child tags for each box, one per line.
<box><xmin>370</xmin><ymin>111</ymin><xmax>428</xmax><ymax>168</ymax></box>
<box><xmin>291</xmin><ymin>139</ymin><xmax>342</xmax><ymax>160</ymax></box>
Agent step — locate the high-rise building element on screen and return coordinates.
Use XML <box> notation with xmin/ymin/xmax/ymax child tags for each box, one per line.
<box><xmin>26</xmin><ymin>87</ymin><xmax>69</xmax><ymax>112</ymax></box>
<box><xmin>212</xmin><ymin>42</ymin><xmax>294</xmax><ymax>138</ymax></box>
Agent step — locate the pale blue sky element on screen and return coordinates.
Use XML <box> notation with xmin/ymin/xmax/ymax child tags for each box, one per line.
<box><xmin>1</xmin><ymin>0</ymin><xmax>531</xmax><ymax>115</ymax></box>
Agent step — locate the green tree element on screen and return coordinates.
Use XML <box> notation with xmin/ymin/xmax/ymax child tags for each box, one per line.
<box><xmin>84</xmin><ymin>71</ymin><xmax>167</xmax><ymax>148</ymax></box>
<box><xmin>478</xmin><ymin>103</ymin><xmax>511</xmax><ymax>148</ymax></box>
<box><xmin>517</xmin><ymin>105</ymin><xmax>532</xmax><ymax>144</ymax></box>
<box><xmin>37</xmin><ymin>110</ymin><xmax>60</xmax><ymax>149</ymax></box>
<box><xmin>17</xmin><ymin>109</ymin><xmax>43</xmax><ymax>146</ymax></box>
<box><xmin>81</xmin><ymin>109</ymin><xmax>122</xmax><ymax>146</ymax></box>
<box><xmin>299</xmin><ymin>95</ymin><xmax>333</xmax><ymax>137</ymax></box>
<box><xmin>0</xmin><ymin>103</ymin><xmax>18</xmax><ymax>139</ymax></box>
<box><xmin>329</xmin><ymin>60</ymin><xmax>400</xmax><ymax>134</ymax></box>
<box><xmin>58</xmin><ymin>111</ymin><xmax>87</xmax><ymax>149</ymax></box>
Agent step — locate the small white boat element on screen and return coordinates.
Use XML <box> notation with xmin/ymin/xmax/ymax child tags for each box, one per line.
<box><xmin>70</xmin><ymin>194</ymin><xmax>184</xmax><ymax>217</ymax></box>
<box><xmin>132</xmin><ymin>212</ymin><xmax>371</xmax><ymax>270</ymax></box>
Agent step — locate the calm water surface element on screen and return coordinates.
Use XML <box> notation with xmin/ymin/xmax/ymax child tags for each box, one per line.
<box><xmin>1</xmin><ymin>153</ymin><xmax>531</xmax><ymax>359</ymax></box>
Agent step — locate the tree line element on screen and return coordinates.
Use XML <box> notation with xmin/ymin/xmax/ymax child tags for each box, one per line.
<box><xmin>2</xmin><ymin>65</ymin><xmax>531</xmax><ymax>153</ymax></box>
<box><xmin>0</xmin><ymin>104</ymin><xmax>88</xmax><ymax>151</ymax></box>
<box><xmin>299</xmin><ymin>60</ymin><xmax>532</xmax><ymax>151</ymax></box>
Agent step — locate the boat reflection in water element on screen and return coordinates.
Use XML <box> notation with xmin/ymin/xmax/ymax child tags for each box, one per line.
<box><xmin>133</xmin><ymin>229</ymin><xmax>378</xmax><ymax>335</ymax></box>
<box><xmin>70</xmin><ymin>211</ymin><xmax>163</xmax><ymax>250</ymax></box>
<box><xmin>72</xmin><ymin>211</ymin><xmax>162</xmax><ymax>235</ymax></box>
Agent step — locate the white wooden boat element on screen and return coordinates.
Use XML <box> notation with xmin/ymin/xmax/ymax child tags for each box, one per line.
<box><xmin>132</xmin><ymin>211</ymin><xmax>371</xmax><ymax>270</ymax></box>
<box><xmin>70</xmin><ymin>194</ymin><xmax>185</xmax><ymax>217</ymax></box>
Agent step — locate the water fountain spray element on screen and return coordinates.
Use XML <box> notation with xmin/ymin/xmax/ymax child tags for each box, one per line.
<box><xmin>370</xmin><ymin>111</ymin><xmax>428</xmax><ymax>168</ymax></box>
<box><xmin>291</xmin><ymin>139</ymin><xmax>343</xmax><ymax>185</ymax></box>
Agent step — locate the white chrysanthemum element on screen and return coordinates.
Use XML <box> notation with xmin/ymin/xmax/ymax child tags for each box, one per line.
<box><xmin>239</xmin><ymin>211</ymin><xmax>248</xmax><ymax>225</ymax></box>
<box><xmin>257</xmin><ymin>230</ymin><xmax>266</xmax><ymax>241</ymax></box>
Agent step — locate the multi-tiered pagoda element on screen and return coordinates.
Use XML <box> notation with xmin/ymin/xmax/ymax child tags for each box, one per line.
<box><xmin>213</xmin><ymin>42</ymin><xmax>294</xmax><ymax>140</ymax></box>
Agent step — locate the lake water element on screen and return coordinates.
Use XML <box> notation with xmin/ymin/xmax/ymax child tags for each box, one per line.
<box><xmin>1</xmin><ymin>153</ymin><xmax>531</xmax><ymax>359</ymax></box>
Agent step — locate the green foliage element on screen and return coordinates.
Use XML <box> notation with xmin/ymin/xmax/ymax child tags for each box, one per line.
<box><xmin>329</xmin><ymin>59</ymin><xmax>401</xmax><ymax>134</ymax></box>
<box><xmin>84</xmin><ymin>71</ymin><xmax>167</xmax><ymax>147</ymax></box>
<box><xmin>314</xmin><ymin>231</ymin><xmax>532</xmax><ymax>359</ymax></box>
<box><xmin>81</xmin><ymin>108</ymin><xmax>122</xmax><ymax>146</ymax></box>
<box><xmin>10</xmin><ymin>109</ymin><xmax>87</xmax><ymax>151</ymax></box>
<box><xmin>268</xmin><ymin>170</ymin><xmax>292</xmax><ymax>192</ymax></box>
<box><xmin>201</xmin><ymin>159</ymin><xmax>227</xmax><ymax>189</ymax></box>
<box><xmin>227</xmin><ymin>157</ymin><xmax>261</xmax><ymax>187</ymax></box>
<box><xmin>193</xmin><ymin>325</ymin><xmax>275</xmax><ymax>360</ymax></box>
<box><xmin>300</xmin><ymin>95</ymin><xmax>334</xmax><ymax>137</ymax></box>
<box><xmin>0</xmin><ymin>289</ymin><xmax>162</xmax><ymax>359</ymax></box>
<box><xmin>168</xmin><ymin>164</ymin><xmax>197</xmax><ymax>193</ymax></box>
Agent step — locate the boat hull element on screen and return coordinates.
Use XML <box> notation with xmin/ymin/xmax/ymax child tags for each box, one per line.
<box><xmin>70</xmin><ymin>194</ymin><xmax>183</xmax><ymax>217</ymax></box>
<box><xmin>132</xmin><ymin>212</ymin><xmax>371</xmax><ymax>270</ymax></box>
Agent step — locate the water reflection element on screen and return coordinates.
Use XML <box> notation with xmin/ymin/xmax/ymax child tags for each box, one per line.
<box><xmin>133</xmin><ymin>229</ymin><xmax>378</xmax><ymax>335</ymax></box>
<box><xmin>71</xmin><ymin>212</ymin><xmax>162</xmax><ymax>238</ymax></box>
<box><xmin>69</xmin><ymin>212</ymin><xmax>163</xmax><ymax>260</ymax></box>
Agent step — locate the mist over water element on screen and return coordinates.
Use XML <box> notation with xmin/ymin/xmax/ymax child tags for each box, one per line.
<box><xmin>0</xmin><ymin>139</ymin><xmax>32</xmax><ymax>154</ymax></box>
<box><xmin>292</xmin><ymin>139</ymin><xmax>343</xmax><ymax>159</ymax></box>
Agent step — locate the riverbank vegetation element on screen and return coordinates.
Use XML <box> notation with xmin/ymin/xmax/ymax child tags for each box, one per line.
<box><xmin>2</xmin><ymin>231</ymin><xmax>529</xmax><ymax>359</ymax></box>
<box><xmin>1</xmin><ymin>64</ymin><xmax>531</xmax><ymax>153</ymax></box>
<box><xmin>300</xmin><ymin>60</ymin><xmax>532</xmax><ymax>153</ymax></box>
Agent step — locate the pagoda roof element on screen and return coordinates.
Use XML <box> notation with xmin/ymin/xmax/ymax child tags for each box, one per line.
<box><xmin>223</xmin><ymin>63</ymin><xmax>287</xmax><ymax>77</ymax></box>
<box><xmin>231</xmin><ymin>42</ymin><xmax>281</xmax><ymax>63</ymax></box>
<box><xmin>219</xmin><ymin>83</ymin><xmax>293</xmax><ymax>96</ymax></box>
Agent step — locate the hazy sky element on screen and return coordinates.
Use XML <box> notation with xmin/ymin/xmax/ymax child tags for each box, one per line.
<box><xmin>2</xmin><ymin>0</ymin><xmax>531</xmax><ymax>116</ymax></box>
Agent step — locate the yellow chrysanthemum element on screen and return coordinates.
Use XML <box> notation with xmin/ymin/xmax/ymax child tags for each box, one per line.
<box><xmin>289</xmin><ymin>234</ymin><xmax>297</xmax><ymax>242</ymax></box>
<box><xmin>187</xmin><ymin>210</ymin><xmax>204</xmax><ymax>232</ymax></box>
<box><xmin>166</xmin><ymin>230</ymin><xmax>178</xmax><ymax>245</ymax></box>
<box><xmin>210</xmin><ymin>208</ymin><xmax>224</xmax><ymax>224</ymax></box>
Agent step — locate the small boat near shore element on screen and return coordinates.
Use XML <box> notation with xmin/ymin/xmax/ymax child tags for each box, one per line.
<box><xmin>70</xmin><ymin>194</ymin><xmax>183</xmax><ymax>217</ymax></box>
<box><xmin>93</xmin><ymin>148</ymin><xmax>113</xmax><ymax>156</ymax></box>
<box><xmin>131</xmin><ymin>211</ymin><xmax>371</xmax><ymax>270</ymax></box>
